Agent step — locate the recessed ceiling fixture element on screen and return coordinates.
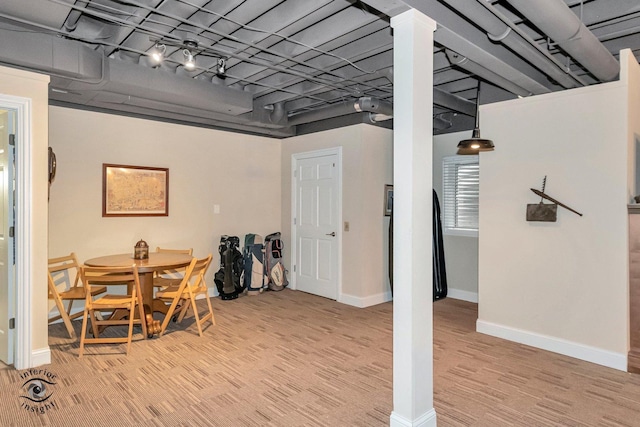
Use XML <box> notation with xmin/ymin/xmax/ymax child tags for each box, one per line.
<box><xmin>457</xmin><ymin>83</ymin><xmax>494</xmax><ymax>155</ymax></box>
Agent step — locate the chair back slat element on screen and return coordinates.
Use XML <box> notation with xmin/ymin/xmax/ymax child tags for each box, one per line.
<box><xmin>156</xmin><ymin>247</ymin><xmax>193</xmax><ymax>256</ymax></box>
<box><xmin>78</xmin><ymin>264</ymin><xmax>146</xmax><ymax>357</ymax></box>
<box><xmin>48</xmin><ymin>252</ymin><xmax>105</xmax><ymax>339</ymax></box>
<box><xmin>82</xmin><ymin>265</ymin><xmax>139</xmax><ymax>286</ymax></box>
<box><xmin>157</xmin><ymin>254</ymin><xmax>215</xmax><ymax>337</ymax></box>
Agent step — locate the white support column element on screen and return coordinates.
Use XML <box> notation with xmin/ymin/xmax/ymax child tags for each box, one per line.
<box><xmin>390</xmin><ymin>9</ymin><xmax>437</xmax><ymax>427</ymax></box>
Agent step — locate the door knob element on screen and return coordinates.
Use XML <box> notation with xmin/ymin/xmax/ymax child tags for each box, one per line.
<box><xmin>326</xmin><ymin>232</ymin><xmax>336</xmax><ymax>237</ymax></box>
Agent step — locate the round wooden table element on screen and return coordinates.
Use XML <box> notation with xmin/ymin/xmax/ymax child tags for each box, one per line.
<box><xmin>84</xmin><ymin>252</ymin><xmax>193</xmax><ymax>335</ymax></box>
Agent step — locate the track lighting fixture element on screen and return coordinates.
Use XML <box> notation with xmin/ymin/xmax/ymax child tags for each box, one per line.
<box><xmin>457</xmin><ymin>83</ymin><xmax>494</xmax><ymax>155</ymax></box>
<box><xmin>183</xmin><ymin>48</ymin><xmax>195</xmax><ymax>70</ymax></box>
<box><xmin>216</xmin><ymin>57</ymin><xmax>226</xmax><ymax>77</ymax></box>
<box><xmin>150</xmin><ymin>43</ymin><xmax>165</xmax><ymax>64</ymax></box>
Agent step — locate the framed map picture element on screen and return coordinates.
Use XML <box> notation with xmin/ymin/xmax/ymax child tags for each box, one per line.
<box><xmin>102</xmin><ymin>164</ymin><xmax>169</xmax><ymax>217</ymax></box>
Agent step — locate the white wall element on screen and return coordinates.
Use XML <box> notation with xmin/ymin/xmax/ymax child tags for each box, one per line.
<box><xmin>48</xmin><ymin>106</ymin><xmax>282</xmax><ymax>298</ymax></box>
<box><xmin>281</xmin><ymin>124</ymin><xmax>393</xmax><ymax>307</ymax></box>
<box><xmin>0</xmin><ymin>66</ymin><xmax>50</xmax><ymax>364</ymax></box>
<box><xmin>477</xmin><ymin>64</ymin><xmax>633</xmax><ymax>370</ymax></box>
<box><xmin>625</xmin><ymin>50</ymin><xmax>640</xmax><ymax>202</ymax></box>
<box><xmin>433</xmin><ymin>131</ymin><xmax>479</xmax><ymax>302</ymax></box>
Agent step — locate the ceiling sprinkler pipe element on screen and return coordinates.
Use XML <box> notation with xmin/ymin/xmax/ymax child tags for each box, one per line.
<box><xmin>287</xmin><ymin>97</ymin><xmax>393</xmax><ymax>126</ymax></box>
<box><xmin>441</xmin><ymin>0</ymin><xmax>581</xmax><ymax>88</ymax></box>
<box><xmin>506</xmin><ymin>0</ymin><xmax>619</xmax><ymax>81</ymax></box>
<box><xmin>446</xmin><ymin>49</ymin><xmax>532</xmax><ymax>97</ymax></box>
<box><xmin>63</xmin><ymin>0</ymin><xmax>89</xmax><ymax>32</ymax></box>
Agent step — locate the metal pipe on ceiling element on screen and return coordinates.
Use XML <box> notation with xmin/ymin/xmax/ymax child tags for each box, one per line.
<box><xmin>440</xmin><ymin>0</ymin><xmax>584</xmax><ymax>88</ymax></box>
<box><xmin>102</xmin><ymin>0</ymin><xmax>386</xmax><ymax>98</ymax></box>
<box><xmin>48</xmin><ymin>0</ymin><xmax>375</xmax><ymax>99</ymax></box>
<box><xmin>63</xmin><ymin>0</ymin><xmax>89</xmax><ymax>31</ymax></box>
<box><xmin>505</xmin><ymin>0</ymin><xmax>619</xmax><ymax>81</ymax></box>
<box><xmin>445</xmin><ymin>49</ymin><xmax>532</xmax><ymax>97</ymax></box>
<box><xmin>44</xmin><ymin>0</ymin><xmax>379</xmax><ymax>106</ymax></box>
<box><xmin>287</xmin><ymin>94</ymin><xmax>458</xmax><ymax>131</ymax></box>
<box><xmin>287</xmin><ymin>97</ymin><xmax>392</xmax><ymax>126</ymax></box>
<box><xmin>436</xmin><ymin>25</ymin><xmax>552</xmax><ymax>96</ymax></box>
<box><xmin>0</xmin><ymin>10</ymin><xmax>345</xmax><ymax>115</ymax></box>
<box><xmin>103</xmin><ymin>0</ymin><xmax>206</xmax><ymax>59</ymax></box>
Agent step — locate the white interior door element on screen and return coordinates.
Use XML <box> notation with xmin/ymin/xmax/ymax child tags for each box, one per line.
<box><xmin>0</xmin><ymin>109</ymin><xmax>15</xmax><ymax>365</ymax></box>
<box><xmin>294</xmin><ymin>152</ymin><xmax>340</xmax><ymax>300</ymax></box>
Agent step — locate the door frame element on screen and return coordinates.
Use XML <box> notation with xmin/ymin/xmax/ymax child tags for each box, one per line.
<box><xmin>0</xmin><ymin>93</ymin><xmax>34</xmax><ymax>369</ymax></box>
<box><xmin>290</xmin><ymin>147</ymin><xmax>343</xmax><ymax>299</ymax></box>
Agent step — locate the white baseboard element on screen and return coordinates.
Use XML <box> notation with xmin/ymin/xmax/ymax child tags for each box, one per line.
<box><xmin>476</xmin><ymin>319</ymin><xmax>627</xmax><ymax>371</ymax></box>
<box><xmin>31</xmin><ymin>347</ymin><xmax>51</xmax><ymax>367</ymax></box>
<box><xmin>390</xmin><ymin>409</ymin><xmax>437</xmax><ymax>427</ymax></box>
<box><xmin>446</xmin><ymin>288</ymin><xmax>478</xmax><ymax>303</ymax></box>
<box><xmin>339</xmin><ymin>291</ymin><xmax>393</xmax><ymax>308</ymax></box>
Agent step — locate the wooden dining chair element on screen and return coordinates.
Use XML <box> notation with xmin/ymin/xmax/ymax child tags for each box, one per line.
<box><xmin>153</xmin><ymin>247</ymin><xmax>193</xmax><ymax>289</ymax></box>
<box><xmin>48</xmin><ymin>253</ymin><xmax>107</xmax><ymax>338</ymax></box>
<box><xmin>78</xmin><ymin>264</ymin><xmax>147</xmax><ymax>357</ymax></box>
<box><xmin>156</xmin><ymin>254</ymin><xmax>214</xmax><ymax>337</ymax></box>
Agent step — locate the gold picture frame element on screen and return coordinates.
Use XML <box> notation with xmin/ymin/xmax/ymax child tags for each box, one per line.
<box><xmin>102</xmin><ymin>164</ymin><xmax>169</xmax><ymax>217</ymax></box>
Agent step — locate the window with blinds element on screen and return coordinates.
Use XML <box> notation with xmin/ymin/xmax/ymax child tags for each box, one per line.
<box><xmin>442</xmin><ymin>155</ymin><xmax>479</xmax><ymax>237</ymax></box>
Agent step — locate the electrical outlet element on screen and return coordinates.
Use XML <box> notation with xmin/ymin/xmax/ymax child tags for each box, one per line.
<box><xmin>344</xmin><ymin>221</ymin><xmax>350</xmax><ymax>232</ymax></box>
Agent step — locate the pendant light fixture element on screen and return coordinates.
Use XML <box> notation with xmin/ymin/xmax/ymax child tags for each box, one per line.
<box><xmin>457</xmin><ymin>82</ymin><xmax>494</xmax><ymax>155</ymax></box>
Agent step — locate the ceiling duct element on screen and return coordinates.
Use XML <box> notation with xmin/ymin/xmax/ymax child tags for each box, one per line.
<box><xmin>436</xmin><ymin>25</ymin><xmax>551</xmax><ymax>96</ymax></box>
<box><xmin>288</xmin><ymin>96</ymin><xmax>455</xmax><ymax>131</ymax></box>
<box><xmin>287</xmin><ymin>97</ymin><xmax>393</xmax><ymax>126</ymax></box>
<box><xmin>77</xmin><ymin>60</ymin><xmax>253</xmax><ymax>115</ymax></box>
<box><xmin>505</xmin><ymin>0</ymin><xmax>619</xmax><ymax>81</ymax></box>
<box><xmin>440</xmin><ymin>0</ymin><xmax>582</xmax><ymax>88</ymax></box>
<box><xmin>0</xmin><ymin>23</ymin><xmax>103</xmax><ymax>79</ymax></box>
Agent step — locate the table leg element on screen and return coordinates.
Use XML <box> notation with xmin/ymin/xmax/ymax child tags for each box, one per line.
<box><xmin>138</xmin><ymin>272</ymin><xmax>160</xmax><ymax>337</ymax></box>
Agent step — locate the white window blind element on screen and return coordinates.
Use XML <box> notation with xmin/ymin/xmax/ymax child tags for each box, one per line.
<box><xmin>442</xmin><ymin>155</ymin><xmax>479</xmax><ymax>236</ymax></box>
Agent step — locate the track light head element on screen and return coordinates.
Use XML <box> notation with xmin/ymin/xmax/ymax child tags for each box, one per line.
<box><xmin>150</xmin><ymin>43</ymin><xmax>166</xmax><ymax>64</ymax></box>
<box><xmin>216</xmin><ymin>57</ymin><xmax>226</xmax><ymax>77</ymax></box>
<box><xmin>183</xmin><ymin>49</ymin><xmax>195</xmax><ymax>70</ymax></box>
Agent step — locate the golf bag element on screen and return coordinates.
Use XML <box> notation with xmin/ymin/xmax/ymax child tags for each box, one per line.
<box><xmin>214</xmin><ymin>235</ymin><xmax>245</xmax><ymax>300</ymax></box>
<box><xmin>264</xmin><ymin>232</ymin><xmax>288</xmax><ymax>291</ymax></box>
<box><xmin>243</xmin><ymin>234</ymin><xmax>268</xmax><ymax>295</ymax></box>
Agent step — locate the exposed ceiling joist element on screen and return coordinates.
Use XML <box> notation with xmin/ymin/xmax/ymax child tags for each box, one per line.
<box><xmin>0</xmin><ymin>0</ymin><xmax>636</xmax><ymax>137</ymax></box>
